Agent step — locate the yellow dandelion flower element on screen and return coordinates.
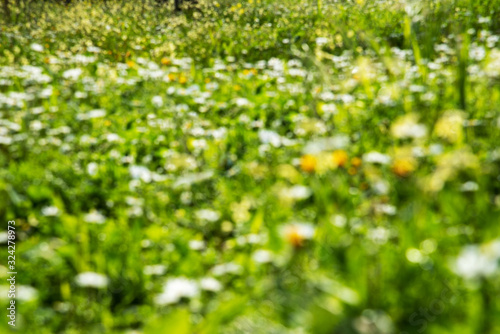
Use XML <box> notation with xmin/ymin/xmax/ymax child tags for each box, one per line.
<box><xmin>332</xmin><ymin>150</ymin><xmax>348</xmax><ymax>167</ymax></box>
<box><xmin>168</xmin><ymin>73</ymin><xmax>177</xmax><ymax>81</ymax></box>
<box><xmin>392</xmin><ymin>158</ymin><xmax>416</xmax><ymax>177</ymax></box>
<box><xmin>282</xmin><ymin>223</ymin><xmax>315</xmax><ymax>248</ymax></box>
<box><xmin>300</xmin><ymin>154</ymin><xmax>317</xmax><ymax>173</ymax></box>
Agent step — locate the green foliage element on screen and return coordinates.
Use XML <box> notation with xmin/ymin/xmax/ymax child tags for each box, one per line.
<box><xmin>0</xmin><ymin>0</ymin><xmax>500</xmax><ymax>333</ymax></box>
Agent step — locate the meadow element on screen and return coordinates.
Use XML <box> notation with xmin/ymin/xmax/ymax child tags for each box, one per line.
<box><xmin>1</xmin><ymin>0</ymin><xmax>500</xmax><ymax>333</ymax></box>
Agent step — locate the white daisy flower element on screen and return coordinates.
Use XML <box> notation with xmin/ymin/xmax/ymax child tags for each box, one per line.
<box><xmin>84</xmin><ymin>210</ymin><xmax>106</xmax><ymax>224</ymax></box>
<box><xmin>154</xmin><ymin>277</ymin><xmax>199</xmax><ymax>305</ymax></box>
<box><xmin>75</xmin><ymin>272</ymin><xmax>108</xmax><ymax>288</ymax></box>
<box><xmin>200</xmin><ymin>277</ymin><xmax>222</xmax><ymax>292</ymax></box>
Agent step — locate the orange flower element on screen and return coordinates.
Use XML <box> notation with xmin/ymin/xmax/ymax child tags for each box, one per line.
<box><xmin>287</xmin><ymin>229</ymin><xmax>304</xmax><ymax>247</ymax></box>
<box><xmin>161</xmin><ymin>57</ymin><xmax>171</xmax><ymax>65</ymax></box>
<box><xmin>332</xmin><ymin>150</ymin><xmax>348</xmax><ymax>167</ymax></box>
<box><xmin>351</xmin><ymin>157</ymin><xmax>362</xmax><ymax>168</ymax></box>
<box><xmin>300</xmin><ymin>154</ymin><xmax>317</xmax><ymax>173</ymax></box>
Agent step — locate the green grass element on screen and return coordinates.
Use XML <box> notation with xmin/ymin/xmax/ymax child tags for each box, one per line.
<box><xmin>1</xmin><ymin>0</ymin><xmax>500</xmax><ymax>333</ymax></box>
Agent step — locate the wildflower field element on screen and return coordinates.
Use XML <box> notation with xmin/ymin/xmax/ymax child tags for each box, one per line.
<box><xmin>1</xmin><ymin>0</ymin><xmax>500</xmax><ymax>333</ymax></box>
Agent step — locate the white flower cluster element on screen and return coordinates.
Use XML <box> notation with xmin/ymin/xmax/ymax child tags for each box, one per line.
<box><xmin>453</xmin><ymin>240</ymin><xmax>500</xmax><ymax>280</ymax></box>
<box><xmin>154</xmin><ymin>276</ymin><xmax>222</xmax><ymax>305</ymax></box>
